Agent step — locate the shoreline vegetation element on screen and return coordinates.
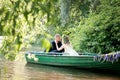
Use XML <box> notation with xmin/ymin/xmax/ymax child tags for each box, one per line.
<box><xmin>0</xmin><ymin>0</ymin><xmax>120</xmax><ymax>60</ymax></box>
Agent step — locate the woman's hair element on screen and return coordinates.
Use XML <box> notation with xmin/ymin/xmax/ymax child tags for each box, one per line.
<box><xmin>62</xmin><ymin>35</ymin><xmax>70</xmax><ymax>44</ymax></box>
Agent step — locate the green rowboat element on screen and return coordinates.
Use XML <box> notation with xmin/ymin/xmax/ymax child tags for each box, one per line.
<box><xmin>25</xmin><ymin>52</ymin><xmax>120</xmax><ymax>71</ymax></box>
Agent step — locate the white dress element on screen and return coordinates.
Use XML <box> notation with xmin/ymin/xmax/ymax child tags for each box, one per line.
<box><xmin>63</xmin><ymin>44</ymin><xmax>79</xmax><ymax>56</ymax></box>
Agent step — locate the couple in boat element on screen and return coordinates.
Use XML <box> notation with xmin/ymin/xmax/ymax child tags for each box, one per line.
<box><xmin>48</xmin><ymin>34</ymin><xmax>79</xmax><ymax>56</ymax></box>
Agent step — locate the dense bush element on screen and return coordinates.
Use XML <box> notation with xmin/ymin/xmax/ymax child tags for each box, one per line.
<box><xmin>71</xmin><ymin>0</ymin><xmax>120</xmax><ymax>53</ymax></box>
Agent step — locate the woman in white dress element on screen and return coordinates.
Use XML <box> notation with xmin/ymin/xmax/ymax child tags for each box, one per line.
<box><xmin>55</xmin><ymin>35</ymin><xmax>79</xmax><ymax>56</ymax></box>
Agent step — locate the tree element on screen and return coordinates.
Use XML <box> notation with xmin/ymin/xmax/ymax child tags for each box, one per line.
<box><xmin>71</xmin><ymin>0</ymin><xmax>120</xmax><ymax>53</ymax></box>
<box><xmin>0</xmin><ymin>0</ymin><xmax>119</xmax><ymax>60</ymax></box>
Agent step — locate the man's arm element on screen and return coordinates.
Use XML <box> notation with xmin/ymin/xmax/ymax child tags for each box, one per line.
<box><xmin>55</xmin><ymin>41</ymin><xmax>64</xmax><ymax>51</ymax></box>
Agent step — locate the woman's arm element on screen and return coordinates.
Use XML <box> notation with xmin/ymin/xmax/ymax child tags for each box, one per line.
<box><xmin>55</xmin><ymin>41</ymin><xmax>64</xmax><ymax>51</ymax></box>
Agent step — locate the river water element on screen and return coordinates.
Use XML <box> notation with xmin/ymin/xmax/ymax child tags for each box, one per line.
<box><xmin>0</xmin><ymin>54</ymin><xmax>120</xmax><ymax>80</ymax></box>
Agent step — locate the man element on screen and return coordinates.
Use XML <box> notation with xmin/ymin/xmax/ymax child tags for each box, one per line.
<box><xmin>49</xmin><ymin>34</ymin><xmax>64</xmax><ymax>52</ymax></box>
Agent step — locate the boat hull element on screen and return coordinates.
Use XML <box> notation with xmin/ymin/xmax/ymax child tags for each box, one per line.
<box><xmin>25</xmin><ymin>52</ymin><xmax>120</xmax><ymax>71</ymax></box>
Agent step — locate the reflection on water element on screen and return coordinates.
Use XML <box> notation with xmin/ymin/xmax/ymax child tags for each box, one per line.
<box><xmin>0</xmin><ymin>54</ymin><xmax>120</xmax><ymax>80</ymax></box>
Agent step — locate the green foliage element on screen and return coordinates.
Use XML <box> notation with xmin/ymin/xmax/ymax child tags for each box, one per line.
<box><xmin>0</xmin><ymin>0</ymin><xmax>120</xmax><ymax>60</ymax></box>
<box><xmin>41</xmin><ymin>38</ymin><xmax>51</xmax><ymax>52</ymax></box>
<box><xmin>71</xmin><ymin>0</ymin><xmax>120</xmax><ymax>53</ymax></box>
<box><xmin>0</xmin><ymin>0</ymin><xmax>59</xmax><ymax>59</ymax></box>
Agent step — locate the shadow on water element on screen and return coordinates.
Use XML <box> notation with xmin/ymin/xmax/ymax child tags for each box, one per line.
<box><xmin>25</xmin><ymin>63</ymin><xmax>120</xmax><ymax>79</ymax></box>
